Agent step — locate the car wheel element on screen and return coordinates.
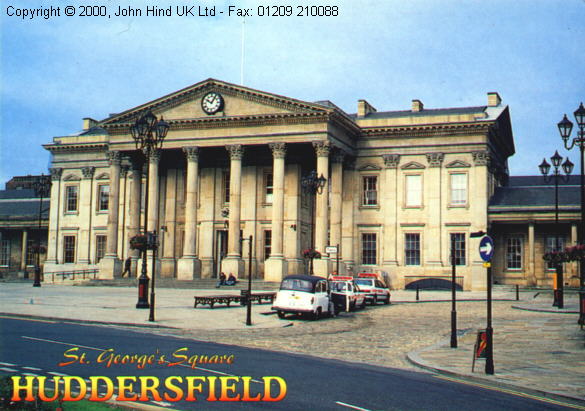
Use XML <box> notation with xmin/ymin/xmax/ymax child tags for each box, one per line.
<box><xmin>360</xmin><ymin>299</ymin><xmax>367</xmax><ymax>309</ymax></box>
<box><xmin>277</xmin><ymin>310</ymin><xmax>285</xmax><ymax>319</ymax></box>
<box><xmin>384</xmin><ymin>296</ymin><xmax>390</xmax><ymax>305</ymax></box>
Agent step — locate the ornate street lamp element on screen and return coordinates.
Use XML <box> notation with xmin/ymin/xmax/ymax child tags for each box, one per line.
<box><xmin>540</xmin><ymin>152</ymin><xmax>573</xmax><ymax>309</ymax></box>
<box><xmin>301</xmin><ymin>171</ymin><xmax>326</xmax><ymax>275</ymax></box>
<box><xmin>557</xmin><ymin>103</ymin><xmax>585</xmax><ymax>325</ymax></box>
<box><xmin>31</xmin><ymin>174</ymin><xmax>51</xmax><ymax>287</ymax></box>
<box><xmin>131</xmin><ymin>111</ymin><xmax>169</xmax><ymax>322</ymax></box>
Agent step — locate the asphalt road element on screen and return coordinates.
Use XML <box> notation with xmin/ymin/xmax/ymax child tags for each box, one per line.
<box><xmin>0</xmin><ymin>316</ymin><xmax>579</xmax><ymax>411</ymax></box>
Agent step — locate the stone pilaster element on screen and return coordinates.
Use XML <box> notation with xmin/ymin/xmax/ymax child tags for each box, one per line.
<box><xmin>471</xmin><ymin>151</ymin><xmax>490</xmax><ymax>291</ymax></box>
<box><xmin>341</xmin><ymin>158</ymin><xmax>356</xmax><ymax>275</ymax></box>
<box><xmin>528</xmin><ymin>222</ymin><xmax>537</xmax><ymax>286</ymax></box>
<box><xmin>222</xmin><ymin>145</ymin><xmax>244</xmax><ymax>277</ymax></box>
<box><xmin>312</xmin><ymin>141</ymin><xmax>330</xmax><ymax>277</ymax></box>
<box><xmin>178</xmin><ymin>146</ymin><xmax>202</xmax><ymax>280</ymax></box>
<box><xmin>20</xmin><ymin>230</ymin><xmax>28</xmax><ymax>271</ymax></box>
<box><xmin>161</xmin><ymin>169</ymin><xmax>177</xmax><ymax>278</ymax></box>
<box><xmin>382</xmin><ymin>155</ymin><xmax>400</xmax><ymax>281</ymax></box>
<box><xmin>44</xmin><ymin>168</ymin><xmax>62</xmax><ymax>268</ymax></box>
<box><xmin>127</xmin><ymin>161</ymin><xmax>142</xmax><ymax>277</ymax></box>
<box><xmin>285</xmin><ymin>164</ymin><xmax>303</xmax><ymax>275</ymax></box>
<box><xmin>425</xmin><ymin>153</ymin><xmax>444</xmax><ymax>267</ymax></box>
<box><xmin>265</xmin><ymin>143</ymin><xmax>288</xmax><ymax>281</ymax></box>
<box><xmin>199</xmin><ymin>167</ymin><xmax>216</xmax><ymax>278</ymax></box>
<box><xmin>329</xmin><ymin>149</ymin><xmax>344</xmax><ymax>272</ymax></box>
<box><xmin>99</xmin><ymin>152</ymin><xmax>122</xmax><ymax>279</ymax></box>
<box><xmin>78</xmin><ymin>166</ymin><xmax>95</xmax><ymax>264</ymax></box>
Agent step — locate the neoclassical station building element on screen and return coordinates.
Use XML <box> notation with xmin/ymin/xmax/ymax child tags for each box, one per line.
<box><xmin>42</xmin><ymin>79</ymin><xmax>520</xmax><ymax>290</ymax></box>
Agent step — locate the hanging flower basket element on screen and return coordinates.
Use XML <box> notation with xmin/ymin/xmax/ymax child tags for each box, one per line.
<box><xmin>543</xmin><ymin>244</ymin><xmax>585</xmax><ymax>263</ymax></box>
<box><xmin>302</xmin><ymin>248</ymin><xmax>321</xmax><ymax>260</ymax></box>
<box><xmin>129</xmin><ymin>234</ymin><xmax>148</xmax><ymax>251</ymax></box>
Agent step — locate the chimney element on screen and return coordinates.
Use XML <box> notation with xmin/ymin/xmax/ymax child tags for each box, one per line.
<box><xmin>487</xmin><ymin>92</ymin><xmax>501</xmax><ymax>107</ymax></box>
<box><xmin>83</xmin><ymin>117</ymin><xmax>97</xmax><ymax>130</ymax></box>
<box><xmin>411</xmin><ymin>99</ymin><xmax>424</xmax><ymax>112</ymax></box>
<box><xmin>357</xmin><ymin>100</ymin><xmax>377</xmax><ymax>117</ymax></box>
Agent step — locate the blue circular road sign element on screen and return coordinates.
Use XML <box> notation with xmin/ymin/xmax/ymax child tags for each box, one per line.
<box><xmin>479</xmin><ymin>236</ymin><xmax>494</xmax><ymax>262</ymax></box>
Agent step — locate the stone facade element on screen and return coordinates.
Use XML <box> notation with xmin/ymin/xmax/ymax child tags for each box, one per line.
<box><xmin>42</xmin><ymin>79</ymin><xmax>516</xmax><ymax>290</ymax></box>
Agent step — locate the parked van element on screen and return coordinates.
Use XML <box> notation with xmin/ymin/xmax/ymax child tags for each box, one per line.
<box><xmin>272</xmin><ymin>274</ymin><xmax>333</xmax><ymax>320</ymax></box>
<box><xmin>329</xmin><ymin>276</ymin><xmax>367</xmax><ymax>312</ymax></box>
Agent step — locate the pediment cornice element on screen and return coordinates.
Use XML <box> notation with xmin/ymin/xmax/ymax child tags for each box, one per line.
<box><xmin>362</xmin><ymin>121</ymin><xmax>492</xmax><ymax>138</ymax></box>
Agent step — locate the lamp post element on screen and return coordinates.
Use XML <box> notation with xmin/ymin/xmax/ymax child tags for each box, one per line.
<box><xmin>300</xmin><ymin>170</ymin><xmax>326</xmax><ymax>275</ymax></box>
<box><xmin>240</xmin><ymin>235</ymin><xmax>253</xmax><ymax>326</ymax></box>
<box><xmin>539</xmin><ymin>152</ymin><xmax>573</xmax><ymax>309</ymax></box>
<box><xmin>31</xmin><ymin>174</ymin><xmax>51</xmax><ymax>287</ymax></box>
<box><xmin>131</xmin><ymin>111</ymin><xmax>169</xmax><ymax>317</ymax></box>
<box><xmin>557</xmin><ymin>102</ymin><xmax>585</xmax><ymax>325</ymax></box>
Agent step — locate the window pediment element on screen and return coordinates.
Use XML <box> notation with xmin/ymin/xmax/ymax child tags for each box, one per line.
<box><xmin>63</xmin><ymin>174</ymin><xmax>81</xmax><ymax>181</ymax></box>
<box><xmin>446</xmin><ymin>160</ymin><xmax>471</xmax><ymax>168</ymax></box>
<box><xmin>401</xmin><ymin>161</ymin><xmax>425</xmax><ymax>170</ymax></box>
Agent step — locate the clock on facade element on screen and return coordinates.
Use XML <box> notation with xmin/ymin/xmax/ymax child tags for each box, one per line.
<box><xmin>201</xmin><ymin>92</ymin><xmax>224</xmax><ymax>114</ymax></box>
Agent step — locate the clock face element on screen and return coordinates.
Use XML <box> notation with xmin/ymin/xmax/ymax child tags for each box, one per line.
<box><xmin>201</xmin><ymin>92</ymin><xmax>224</xmax><ymax>114</ymax></box>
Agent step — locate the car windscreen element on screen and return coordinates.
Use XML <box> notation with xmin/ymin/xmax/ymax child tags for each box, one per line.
<box><xmin>330</xmin><ymin>282</ymin><xmax>347</xmax><ymax>292</ymax></box>
<box><xmin>280</xmin><ymin>279</ymin><xmax>314</xmax><ymax>292</ymax></box>
<box><xmin>355</xmin><ymin>279</ymin><xmax>374</xmax><ymax>286</ymax></box>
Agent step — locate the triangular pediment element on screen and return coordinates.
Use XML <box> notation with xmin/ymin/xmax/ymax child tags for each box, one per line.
<box><xmin>401</xmin><ymin>161</ymin><xmax>426</xmax><ymax>170</ymax></box>
<box><xmin>358</xmin><ymin>164</ymin><xmax>382</xmax><ymax>171</ymax></box>
<box><xmin>100</xmin><ymin>79</ymin><xmax>332</xmax><ymax>126</ymax></box>
<box><xmin>446</xmin><ymin>160</ymin><xmax>471</xmax><ymax>168</ymax></box>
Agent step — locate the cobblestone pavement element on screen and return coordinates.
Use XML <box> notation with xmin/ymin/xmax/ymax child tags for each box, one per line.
<box><xmin>1</xmin><ymin>283</ymin><xmax>583</xmax><ymax>402</ymax></box>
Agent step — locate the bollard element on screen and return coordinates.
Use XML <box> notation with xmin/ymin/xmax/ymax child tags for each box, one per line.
<box><xmin>416</xmin><ymin>285</ymin><xmax>420</xmax><ymax>301</ymax></box>
<box><xmin>516</xmin><ymin>284</ymin><xmax>519</xmax><ymax>301</ymax></box>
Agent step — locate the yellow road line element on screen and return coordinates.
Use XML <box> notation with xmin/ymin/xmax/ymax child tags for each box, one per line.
<box><xmin>434</xmin><ymin>375</ymin><xmax>585</xmax><ymax>410</ymax></box>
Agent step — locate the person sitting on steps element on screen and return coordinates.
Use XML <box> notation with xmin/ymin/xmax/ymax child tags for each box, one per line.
<box><xmin>216</xmin><ymin>272</ymin><xmax>226</xmax><ymax>288</ymax></box>
<box><xmin>226</xmin><ymin>273</ymin><xmax>237</xmax><ymax>286</ymax></box>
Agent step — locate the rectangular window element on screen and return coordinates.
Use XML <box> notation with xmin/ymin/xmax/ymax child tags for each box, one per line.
<box><xmin>450</xmin><ymin>233</ymin><xmax>466</xmax><ymax>266</ymax></box>
<box><xmin>97</xmin><ymin>185</ymin><xmax>109</xmax><ymax>211</ymax></box>
<box><xmin>450</xmin><ymin>173</ymin><xmax>467</xmax><ymax>206</ymax></box>
<box><xmin>506</xmin><ymin>236</ymin><xmax>523</xmax><ymax>270</ymax></box>
<box><xmin>223</xmin><ymin>170</ymin><xmax>230</xmax><ymax>204</ymax></box>
<box><xmin>405</xmin><ymin>175</ymin><xmax>422</xmax><ymax>207</ymax></box>
<box><xmin>65</xmin><ymin>186</ymin><xmax>79</xmax><ymax>212</ymax></box>
<box><xmin>362</xmin><ymin>176</ymin><xmax>378</xmax><ymax>206</ymax></box>
<box><xmin>405</xmin><ymin>233</ymin><xmax>421</xmax><ymax>266</ymax></box>
<box><xmin>95</xmin><ymin>235</ymin><xmax>107</xmax><ymax>264</ymax></box>
<box><xmin>26</xmin><ymin>239</ymin><xmax>36</xmax><ymax>266</ymax></box>
<box><xmin>545</xmin><ymin>236</ymin><xmax>565</xmax><ymax>270</ymax></box>
<box><xmin>265</xmin><ymin>173</ymin><xmax>273</xmax><ymax>204</ymax></box>
<box><xmin>0</xmin><ymin>240</ymin><xmax>10</xmax><ymax>267</ymax></box>
<box><xmin>264</xmin><ymin>230</ymin><xmax>272</xmax><ymax>260</ymax></box>
<box><xmin>362</xmin><ymin>233</ymin><xmax>377</xmax><ymax>265</ymax></box>
<box><xmin>64</xmin><ymin>236</ymin><xmax>76</xmax><ymax>264</ymax></box>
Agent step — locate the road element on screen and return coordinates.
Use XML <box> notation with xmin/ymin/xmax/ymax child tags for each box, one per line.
<box><xmin>0</xmin><ymin>316</ymin><xmax>579</xmax><ymax>411</ymax></box>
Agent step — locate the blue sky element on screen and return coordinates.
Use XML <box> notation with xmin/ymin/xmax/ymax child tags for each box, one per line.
<box><xmin>2</xmin><ymin>0</ymin><xmax>584</xmax><ymax>184</ymax></box>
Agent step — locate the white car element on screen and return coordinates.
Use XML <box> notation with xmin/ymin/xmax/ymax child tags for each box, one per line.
<box><xmin>272</xmin><ymin>275</ymin><xmax>334</xmax><ymax>320</ymax></box>
<box><xmin>355</xmin><ymin>274</ymin><xmax>391</xmax><ymax>305</ymax></box>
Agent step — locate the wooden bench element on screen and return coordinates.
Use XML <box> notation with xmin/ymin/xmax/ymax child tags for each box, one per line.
<box><xmin>193</xmin><ymin>292</ymin><xmax>276</xmax><ymax>309</ymax></box>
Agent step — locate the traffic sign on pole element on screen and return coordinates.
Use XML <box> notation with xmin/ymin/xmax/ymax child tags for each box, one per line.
<box><xmin>479</xmin><ymin>236</ymin><xmax>494</xmax><ymax>262</ymax></box>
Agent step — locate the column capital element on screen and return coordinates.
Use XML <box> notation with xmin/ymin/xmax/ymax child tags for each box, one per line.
<box><xmin>226</xmin><ymin>144</ymin><xmax>244</xmax><ymax>160</ymax></box>
<box><xmin>50</xmin><ymin>167</ymin><xmax>63</xmax><ymax>181</ymax></box>
<box><xmin>81</xmin><ymin>166</ymin><xmax>95</xmax><ymax>179</ymax></box>
<box><xmin>269</xmin><ymin>142</ymin><xmax>286</xmax><ymax>159</ymax></box>
<box><xmin>472</xmin><ymin>151</ymin><xmax>491</xmax><ymax>166</ymax></box>
<box><xmin>312</xmin><ymin>141</ymin><xmax>331</xmax><ymax>157</ymax></box>
<box><xmin>331</xmin><ymin>148</ymin><xmax>345</xmax><ymax>164</ymax></box>
<box><xmin>107</xmin><ymin>151</ymin><xmax>122</xmax><ymax>166</ymax></box>
<box><xmin>383</xmin><ymin>154</ymin><xmax>400</xmax><ymax>169</ymax></box>
<box><xmin>146</xmin><ymin>149</ymin><xmax>161</xmax><ymax>164</ymax></box>
<box><xmin>426</xmin><ymin>152</ymin><xmax>445</xmax><ymax>168</ymax></box>
<box><xmin>183</xmin><ymin>146</ymin><xmax>200</xmax><ymax>162</ymax></box>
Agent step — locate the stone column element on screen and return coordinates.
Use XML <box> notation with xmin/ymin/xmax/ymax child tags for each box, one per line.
<box><xmin>265</xmin><ymin>143</ymin><xmax>288</xmax><ymax>281</ymax></box>
<box><xmin>161</xmin><ymin>169</ymin><xmax>177</xmax><ymax>278</ymax></box>
<box><xmin>44</xmin><ymin>168</ymin><xmax>62</xmax><ymax>271</ymax></box>
<box><xmin>99</xmin><ymin>152</ymin><xmax>122</xmax><ymax>279</ymax></box>
<box><xmin>341</xmin><ymin>159</ymin><xmax>356</xmax><ymax>275</ymax></box>
<box><xmin>145</xmin><ymin>149</ymin><xmax>162</xmax><ymax>277</ymax></box>
<box><xmin>471</xmin><ymin>151</ymin><xmax>490</xmax><ymax>291</ymax></box>
<box><xmin>78</xmin><ymin>166</ymin><xmax>95</xmax><ymax>264</ymax></box>
<box><xmin>528</xmin><ymin>222</ymin><xmax>537</xmax><ymax>286</ymax></box>
<box><xmin>329</xmin><ymin>149</ymin><xmax>344</xmax><ymax>273</ymax></box>
<box><xmin>178</xmin><ymin>146</ymin><xmax>201</xmax><ymax>280</ymax></box>
<box><xmin>382</xmin><ymin>154</ymin><xmax>400</xmax><ymax>285</ymax></box>
<box><xmin>425</xmin><ymin>153</ymin><xmax>444</xmax><ymax>267</ymax></box>
<box><xmin>199</xmin><ymin>168</ymin><xmax>216</xmax><ymax>278</ymax></box>
<box><xmin>285</xmin><ymin>164</ymin><xmax>303</xmax><ymax>275</ymax></box>
<box><xmin>127</xmin><ymin>160</ymin><xmax>142</xmax><ymax>277</ymax></box>
<box><xmin>222</xmin><ymin>145</ymin><xmax>244</xmax><ymax>277</ymax></box>
<box><xmin>20</xmin><ymin>230</ymin><xmax>28</xmax><ymax>271</ymax></box>
<box><xmin>313</xmin><ymin>141</ymin><xmax>330</xmax><ymax>277</ymax></box>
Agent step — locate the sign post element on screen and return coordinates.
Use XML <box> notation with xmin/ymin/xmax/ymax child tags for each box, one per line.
<box><xmin>472</xmin><ymin>231</ymin><xmax>495</xmax><ymax>375</ymax></box>
<box><xmin>326</xmin><ymin>245</ymin><xmax>339</xmax><ymax>274</ymax></box>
